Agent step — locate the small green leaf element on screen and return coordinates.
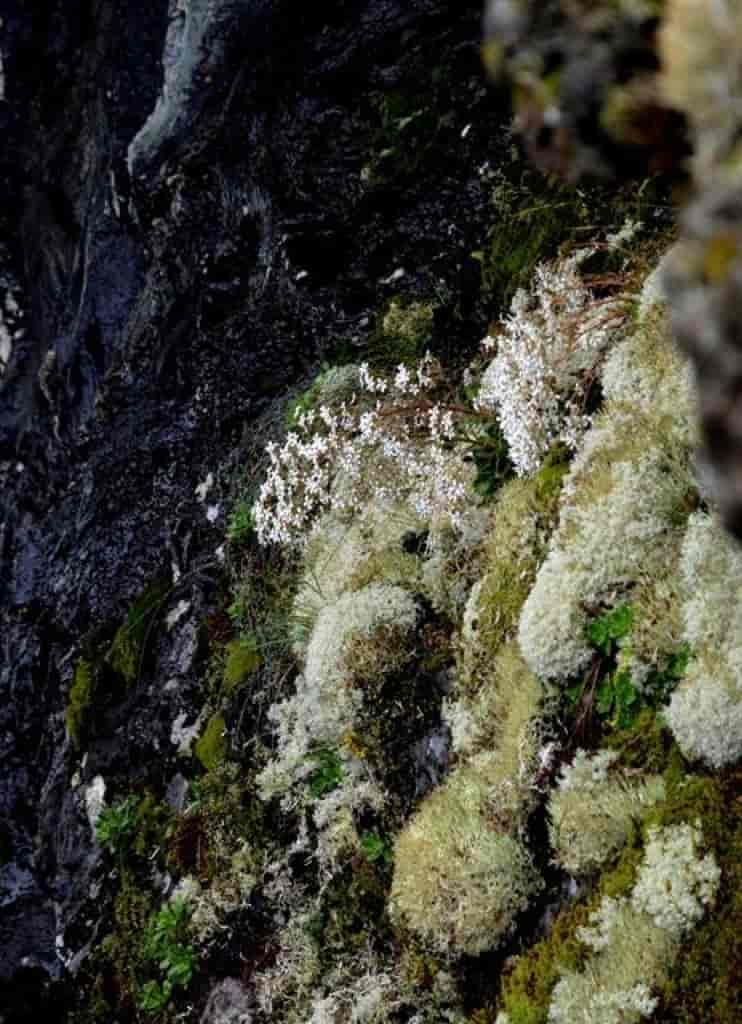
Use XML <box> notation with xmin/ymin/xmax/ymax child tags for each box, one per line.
<box><xmin>360</xmin><ymin>831</ymin><xmax>393</xmax><ymax>866</ymax></box>
<box><xmin>307</xmin><ymin>748</ymin><xmax>345</xmax><ymax>799</ymax></box>
<box><xmin>596</xmin><ymin>679</ymin><xmax>614</xmax><ymax>715</ymax></box>
<box><xmin>587</xmin><ymin>604</ymin><xmax>634</xmax><ymax>655</ymax></box>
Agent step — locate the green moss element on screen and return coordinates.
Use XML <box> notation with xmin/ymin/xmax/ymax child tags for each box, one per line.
<box><xmin>603</xmin><ymin>708</ymin><xmax>681</xmax><ymax>775</ymax></box>
<box><xmin>365</xmin><ymin>294</ymin><xmax>437</xmax><ymax>367</ymax></box>
<box><xmin>66</xmin><ymin>658</ymin><xmax>95</xmax><ymax>749</ymax></box>
<box><xmin>194</xmin><ymin>714</ymin><xmax>227</xmax><ymax>771</ymax></box>
<box><xmin>495</xmin><ymin>838</ymin><xmax>642</xmax><ymax>1023</ymax></box>
<box><xmin>497</xmin><ymin>896</ymin><xmax>593</xmax><ymax>1024</ymax></box>
<box><xmin>108</xmin><ymin>580</ymin><xmax>169</xmax><ymax>686</ymax></box>
<box><xmin>132</xmin><ymin>793</ymin><xmax>173</xmax><ymax>862</ymax></box>
<box><xmin>534</xmin><ymin>445</ymin><xmax>571</xmax><ymax>505</ymax></box>
<box><xmin>174</xmin><ymin>761</ymin><xmax>271</xmax><ymax>884</ymax></box>
<box><xmin>99</xmin><ymin>869</ymin><xmax>154</xmax><ymax>1008</ymax></box>
<box><xmin>477</xmin><ymin>175</ymin><xmax>594</xmax><ymax>309</ymax></box>
<box><xmin>222</xmin><ymin>637</ymin><xmax>260</xmax><ymax>694</ymax></box>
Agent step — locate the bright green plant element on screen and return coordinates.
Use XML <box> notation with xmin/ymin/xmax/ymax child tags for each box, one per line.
<box><xmin>96</xmin><ymin>797</ymin><xmax>140</xmax><ymax>854</ymax></box>
<box><xmin>137</xmin><ymin>899</ymin><xmax>196</xmax><ymax>1014</ymax></box>
<box><xmin>195</xmin><ymin>714</ymin><xmax>227</xmax><ymax>771</ymax></box>
<box><xmin>595</xmin><ymin>668</ymin><xmax>641</xmax><ymax>730</ymax></box>
<box><xmin>469</xmin><ymin>420</ymin><xmax>512</xmax><ymax>499</ymax></box>
<box><xmin>587</xmin><ymin>604</ymin><xmax>634</xmax><ymax>656</ymax></box>
<box><xmin>307</xmin><ymin>748</ymin><xmax>346</xmax><ymax>799</ymax></box>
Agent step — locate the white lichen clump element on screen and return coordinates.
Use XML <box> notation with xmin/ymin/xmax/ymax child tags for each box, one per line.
<box><xmin>476</xmin><ymin>247</ymin><xmax>623</xmax><ymax>476</ymax></box>
<box><xmin>664</xmin><ymin>511</ymin><xmax>742</xmax><ymax>767</ymax></box>
<box><xmin>631</xmin><ymin>822</ymin><xmax>721</xmax><ymax>933</ymax></box>
<box><xmin>549</xmin><ymin>750</ymin><xmax>665</xmax><ymax>876</ymax></box>
<box><xmin>519</xmin><ymin>413</ymin><xmax>691</xmax><ymax>681</ymax></box>
<box><xmin>548</xmin><ymin>824</ymin><xmax>720</xmax><ymax>1024</ymax></box>
<box><xmin>258</xmin><ymin>584</ymin><xmax>418</xmax><ymax>802</ymax></box>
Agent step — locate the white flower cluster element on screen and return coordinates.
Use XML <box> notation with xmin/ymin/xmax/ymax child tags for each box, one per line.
<box><xmin>254</xmin><ymin>355</ymin><xmax>471</xmax><ymax>547</ymax></box>
<box><xmin>547</xmin><ymin>822</ymin><xmax>719</xmax><ymax>1024</ymax></box>
<box><xmin>664</xmin><ymin>511</ymin><xmax>742</xmax><ymax>767</ymax></box>
<box><xmin>476</xmin><ymin>248</ymin><xmax>623</xmax><ymax>476</ymax></box>
<box><xmin>632</xmin><ymin>823</ymin><xmax>721</xmax><ymax>934</ymax></box>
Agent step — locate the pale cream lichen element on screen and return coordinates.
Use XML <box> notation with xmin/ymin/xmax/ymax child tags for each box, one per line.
<box><xmin>631</xmin><ymin>822</ymin><xmax>721</xmax><ymax>933</ymax></box>
<box><xmin>548</xmin><ymin>749</ymin><xmax>665</xmax><ymax>876</ymax></box>
<box><xmin>664</xmin><ymin>511</ymin><xmax>742</xmax><ymax>767</ymax></box>
<box><xmin>547</xmin><ymin>822</ymin><xmax>720</xmax><ymax>1024</ymax></box>
<box><xmin>518</xmin><ymin>402</ymin><xmax>693</xmax><ymax>682</ymax></box>
<box><xmin>258</xmin><ymin>583</ymin><xmax>418</xmax><ymax>802</ymax></box>
<box><xmin>390</xmin><ymin>762</ymin><xmax>541</xmax><ymax>957</ymax></box>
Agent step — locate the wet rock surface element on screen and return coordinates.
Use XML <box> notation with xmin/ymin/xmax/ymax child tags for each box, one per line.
<box><xmin>0</xmin><ymin>2</ymin><xmax>506</xmax><ymax>1017</ymax></box>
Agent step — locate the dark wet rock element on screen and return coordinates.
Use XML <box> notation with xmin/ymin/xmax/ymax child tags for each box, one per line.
<box><xmin>0</xmin><ymin>0</ymin><xmax>508</xmax><ymax>1013</ymax></box>
<box><xmin>412</xmin><ymin>725</ymin><xmax>451</xmax><ymax>801</ymax></box>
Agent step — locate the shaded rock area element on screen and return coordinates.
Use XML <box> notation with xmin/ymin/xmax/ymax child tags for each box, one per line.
<box><xmin>0</xmin><ymin>1</ymin><xmax>508</xmax><ymax>1018</ymax></box>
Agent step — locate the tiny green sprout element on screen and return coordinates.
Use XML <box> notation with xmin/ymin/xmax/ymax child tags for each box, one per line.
<box><xmin>307</xmin><ymin>748</ymin><xmax>346</xmax><ymax>798</ymax></box>
<box><xmin>95</xmin><ymin>797</ymin><xmax>140</xmax><ymax>854</ymax></box>
<box><xmin>360</xmin><ymin>830</ymin><xmax>394</xmax><ymax>867</ymax></box>
<box><xmin>137</xmin><ymin>980</ymin><xmax>171</xmax><ymax>1014</ymax></box>
<box><xmin>226</xmin><ymin>500</ymin><xmax>254</xmax><ymax>546</ymax></box>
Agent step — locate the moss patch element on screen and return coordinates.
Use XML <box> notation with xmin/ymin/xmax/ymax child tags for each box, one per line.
<box><xmin>66</xmin><ymin>657</ymin><xmax>95</xmax><ymax>749</ymax></box>
<box><xmin>495</xmin><ymin>839</ymin><xmax>643</xmax><ymax>1024</ymax></box>
<box><xmin>195</xmin><ymin>714</ymin><xmax>227</xmax><ymax>771</ymax></box>
<box><xmin>222</xmin><ymin>637</ymin><xmax>260</xmax><ymax>694</ymax></box>
<box><xmin>99</xmin><ymin>869</ymin><xmax>154</xmax><ymax>1010</ymax></box>
<box><xmin>108</xmin><ymin>580</ymin><xmax>169</xmax><ymax>686</ymax></box>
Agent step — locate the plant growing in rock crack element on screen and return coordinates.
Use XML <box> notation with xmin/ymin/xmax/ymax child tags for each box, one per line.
<box><xmin>96</xmin><ymin>797</ymin><xmax>140</xmax><ymax>856</ymax></box>
<box><xmin>226</xmin><ymin>499</ymin><xmax>254</xmax><ymax>546</ymax></box>
<box><xmin>307</xmin><ymin>748</ymin><xmax>346</xmax><ymax>800</ymax></box>
<box><xmin>137</xmin><ymin>898</ymin><xmax>197</xmax><ymax>1014</ymax></box>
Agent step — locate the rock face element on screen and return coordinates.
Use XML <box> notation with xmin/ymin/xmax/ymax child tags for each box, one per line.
<box><xmin>0</xmin><ymin>1</ymin><xmax>504</xmax><ymax>1017</ymax></box>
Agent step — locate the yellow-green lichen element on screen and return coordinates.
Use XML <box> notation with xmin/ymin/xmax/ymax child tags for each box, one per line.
<box><xmin>195</xmin><ymin>714</ymin><xmax>227</xmax><ymax>771</ymax></box>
